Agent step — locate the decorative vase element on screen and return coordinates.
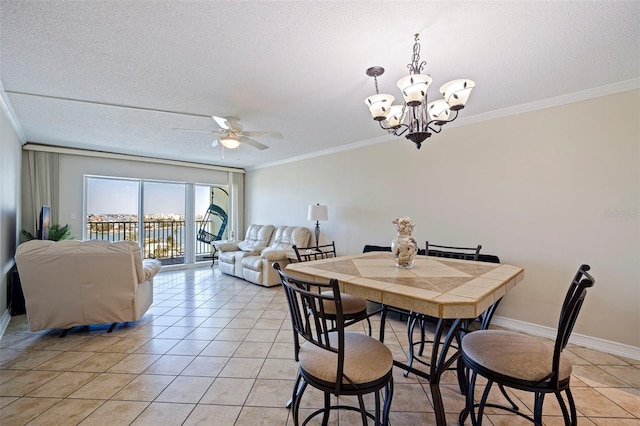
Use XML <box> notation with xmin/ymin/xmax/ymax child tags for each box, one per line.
<box><xmin>391</xmin><ymin>216</ymin><xmax>418</xmax><ymax>269</ymax></box>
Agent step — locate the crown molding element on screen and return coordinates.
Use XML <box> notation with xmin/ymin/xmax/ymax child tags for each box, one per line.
<box><xmin>459</xmin><ymin>78</ymin><xmax>640</xmax><ymax>127</ymax></box>
<box><xmin>248</xmin><ymin>79</ymin><xmax>640</xmax><ymax>171</ymax></box>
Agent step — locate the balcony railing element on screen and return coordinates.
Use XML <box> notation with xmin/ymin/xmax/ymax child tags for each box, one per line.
<box><xmin>86</xmin><ymin>220</ymin><xmax>215</xmax><ymax>262</ymax></box>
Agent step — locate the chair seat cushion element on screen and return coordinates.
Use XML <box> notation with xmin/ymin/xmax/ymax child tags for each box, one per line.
<box><xmin>299</xmin><ymin>331</ymin><xmax>392</xmax><ymax>385</ymax></box>
<box><xmin>241</xmin><ymin>255</ymin><xmax>263</xmax><ymax>271</ymax></box>
<box><xmin>321</xmin><ymin>291</ymin><xmax>368</xmax><ymax>315</ymax></box>
<box><xmin>462</xmin><ymin>330</ymin><xmax>572</xmax><ymax>383</ymax></box>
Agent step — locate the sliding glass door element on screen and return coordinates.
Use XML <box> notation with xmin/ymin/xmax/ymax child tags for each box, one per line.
<box><xmin>85</xmin><ymin>176</ymin><xmax>229</xmax><ymax>267</ymax></box>
<box><xmin>143</xmin><ymin>181</ymin><xmax>186</xmax><ymax>265</ymax></box>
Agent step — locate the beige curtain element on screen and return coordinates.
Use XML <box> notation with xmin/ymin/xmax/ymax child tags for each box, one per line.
<box><xmin>25</xmin><ymin>151</ymin><xmax>59</xmax><ymax>233</ymax></box>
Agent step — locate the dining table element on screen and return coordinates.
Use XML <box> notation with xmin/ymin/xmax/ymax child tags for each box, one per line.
<box><xmin>285</xmin><ymin>251</ymin><xmax>524</xmax><ymax>426</ymax></box>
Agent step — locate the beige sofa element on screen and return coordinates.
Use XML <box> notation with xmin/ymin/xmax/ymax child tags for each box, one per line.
<box><xmin>15</xmin><ymin>239</ymin><xmax>161</xmax><ymax>332</ymax></box>
<box><xmin>217</xmin><ymin>224</ymin><xmax>311</xmax><ymax>287</ymax></box>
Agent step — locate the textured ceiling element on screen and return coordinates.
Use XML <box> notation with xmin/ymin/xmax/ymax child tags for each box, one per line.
<box><xmin>1</xmin><ymin>1</ymin><xmax>638</xmax><ymax>170</ymax></box>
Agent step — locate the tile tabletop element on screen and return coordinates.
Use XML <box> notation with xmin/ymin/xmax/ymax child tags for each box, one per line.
<box><xmin>286</xmin><ymin>252</ymin><xmax>525</xmax><ymax>319</ymax></box>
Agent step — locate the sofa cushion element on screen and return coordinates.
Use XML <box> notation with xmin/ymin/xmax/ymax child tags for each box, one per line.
<box><xmin>270</xmin><ymin>226</ymin><xmax>311</xmax><ymax>250</ymax></box>
<box><xmin>237</xmin><ymin>224</ymin><xmax>275</xmax><ymax>252</ymax></box>
<box><xmin>219</xmin><ymin>250</ymin><xmax>242</xmax><ymax>264</ymax></box>
<box><xmin>241</xmin><ymin>255</ymin><xmax>264</xmax><ymax>271</ymax></box>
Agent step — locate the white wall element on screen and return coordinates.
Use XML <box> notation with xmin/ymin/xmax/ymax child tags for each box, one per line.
<box><xmin>245</xmin><ymin>89</ymin><xmax>640</xmax><ymax>349</ymax></box>
<box><xmin>0</xmin><ymin>107</ymin><xmax>22</xmax><ymax>312</ymax></box>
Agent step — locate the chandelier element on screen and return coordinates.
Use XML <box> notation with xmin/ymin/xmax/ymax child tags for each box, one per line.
<box><xmin>364</xmin><ymin>34</ymin><xmax>475</xmax><ymax>149</ymax></box>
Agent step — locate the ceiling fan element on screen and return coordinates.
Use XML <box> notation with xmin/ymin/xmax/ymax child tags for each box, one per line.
<box><xmin>173</xmin><ymin>116</ymin><xmax>282</xmax><ymax>151</ymax></box>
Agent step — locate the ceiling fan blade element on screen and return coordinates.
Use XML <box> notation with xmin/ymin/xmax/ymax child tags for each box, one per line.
<box><xmin>243</xmin><ymin>131</ymin><xmax>283</xmax><ymax>138</ymax></box>
<box><xmin>212</xmin><ymin>116</ymin><xmax>231</xmax><ymax>130</ymax></box>
<box><xmin>241</xmin><ymin>136</ymin><xmax>269</xmax><ymax>150</ymax></box>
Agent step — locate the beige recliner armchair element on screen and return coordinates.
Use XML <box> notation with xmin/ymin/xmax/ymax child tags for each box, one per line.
<box><xmin>15</xmin><ymin>239</ymin><xmax>161</xmax><ymax>333</ymax></box>
<box><xmin>217</xmin><ymin>224</ymin><xmax>275</xmax><ymax>279</ymax></box>
<box><xmin>241</xmin><ymin>226</ymin><xmax>311</xmax><ymax>287</ymax></box>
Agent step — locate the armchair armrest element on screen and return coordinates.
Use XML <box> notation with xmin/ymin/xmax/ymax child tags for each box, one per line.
<box><xmin>261</xmin><ymin>248</ymin><xmax>291</xmax><ymax>261</ymax></box>
<box><xmin>142</xmin><ymin>259</ymin><xmax>162</xmax><ymax>281</ymax></box>
<box><xmin>216</xmin><ymin>242</ymin><xmax>240</xmax><ymax>252</ymax></box>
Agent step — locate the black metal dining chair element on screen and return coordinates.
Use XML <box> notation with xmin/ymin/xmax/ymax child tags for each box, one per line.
<box><xmin>459</xmin><ymin>264</ymin><xmax>595</xmax><ymax>425</ymax></box>
<box><xmin>425</xmin><ymin>241</ymin><xmax>482</xmax><ymax>260</ymax></box>
<box><xmin>404</xmin><ymin>241</ymin><xmax>484</xmax><ymax>376</ymax></box>
<box><xmin>293</xmin><ymin>241</ymin><xmax>374</xmax><ymax>336</ymax></box>
<box><xmin>362</xmin><ymin>244</ymin><xmax>392</xmax><ymax>253</ymax></box>
<box><xmin>273</xmin><ymin>263</ymin><xmax>394</xmax><ymax>426</ymax></box>
<box><xmin>293</xmin><ymin>241</ymin><xmax>336</xmax><ymax>262</ymax></box>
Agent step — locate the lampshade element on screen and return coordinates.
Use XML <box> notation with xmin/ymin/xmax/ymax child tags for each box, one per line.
<box><xmin>307</xmin><ymin>204</ymin><xmax>328</xmax><ymax>221</ymax></box>
<box><xmin>219</xmin><ymin>135</ymin><xmax>241</xmax><ymax>149</ymax></box>
<box><xmin>365</xmin><ymin>94</ymin><xmax>395</xmax><ymax>121</ymax></box>
<box><xmin>439</xmin><ymin>79</ymin><xmax>476</xmax><ymax>110</ymax></box>
<box><xmin>427</xmin><ymin>99</ymin><xmax>451</xmax><ymax>123</ymax></box>
<box><xmin>396</xmin><ymin>74</ymin><xmax>432</xmax><ymax>106</ymax></box>
<box><xmin>385</xmin><ymin>105</ymin><xmax>406</xmax><ymax>127</ymax></box>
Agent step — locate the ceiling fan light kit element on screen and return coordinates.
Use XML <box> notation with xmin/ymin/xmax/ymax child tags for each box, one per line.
<box><xmin>219</xmin><ymin>135</ymin><xmax>241</xmax><ymax>149</ymax></box>
<box><xmin>176</xmin><ymin>115</ymin><xmax>274</xmax><ymax>157</ymax></box>
<box><xmin>364</xmin><ymin>33</ymin><xmax>475</xmax><ymax>149</ymax></box>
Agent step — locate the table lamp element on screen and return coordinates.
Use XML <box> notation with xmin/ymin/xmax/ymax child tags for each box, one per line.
<box><xmin>307</xmin><ymin>204</ymin><xmax>328</xmax><ymax>249</ymax></box>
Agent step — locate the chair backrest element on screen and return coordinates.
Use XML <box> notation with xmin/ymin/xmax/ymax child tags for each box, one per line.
<box><xmin>273</xmin><ymin>262</ymin><xmax>345</xmax><ymax>394</ymax></box>
<box><xmin>551</xmin><ymin>264</ymin><xmax>595</xmax><ymax>385</ymax></box>
<box><xmin>293</xmin><ymin>241</ymin><xmax>336</xmax><ymax>262</ymax></box>
<box><xmin>477</xmin><ymin>254</ymin><xmax>500</xmax><ymax>263</ymax></box>
<box><xmin>362</xmin><ymin>244</ymin><xmax>391</xmax><ymax>253</ymax></box>
<box><xmin>425</xmin><ymin>241</ymin><xmax>482</xmax><ymax>261</ymax></box>
<box><xmin>196</xmin><ymin>203</ymin><xmax>228</xmax><ymax>244</ymax></box>
<box><xmin>363</xmin><ymin>244</ymin><xmax>426</xmax><ymax>255</ymax></box>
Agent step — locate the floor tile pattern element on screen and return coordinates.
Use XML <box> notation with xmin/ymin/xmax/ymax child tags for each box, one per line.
<box><xmin>1</xmin><ymin>267</ymin><xmax>638</xmax><ymax>425</ymax></box>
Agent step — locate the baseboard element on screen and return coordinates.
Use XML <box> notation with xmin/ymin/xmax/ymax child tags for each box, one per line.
<box><xmin>492</xmin><ymin>316</ymin><xmax>640</xmax><ymax>361</ymax></box>
<box><xmin>0</xmin><ymin>308</ymin><xmax>11</xmax><ymax>340</ymax></box>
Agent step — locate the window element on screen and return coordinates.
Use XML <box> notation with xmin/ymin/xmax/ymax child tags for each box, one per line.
<box><xmin>85</xmin><ymin>177</ymin><xmax>140</xmax><ymax>242</ymax></box>
<box><xmin>85</xmin><ymin>176</ymin><xmax>228</xmax><ymax>266</ymax></box>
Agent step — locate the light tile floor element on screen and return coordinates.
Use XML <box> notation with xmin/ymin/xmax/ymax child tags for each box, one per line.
<box><xmin>1</xmin><ymin>267</ymin><xmax>639</xmax><ymax>425</ymax></box>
